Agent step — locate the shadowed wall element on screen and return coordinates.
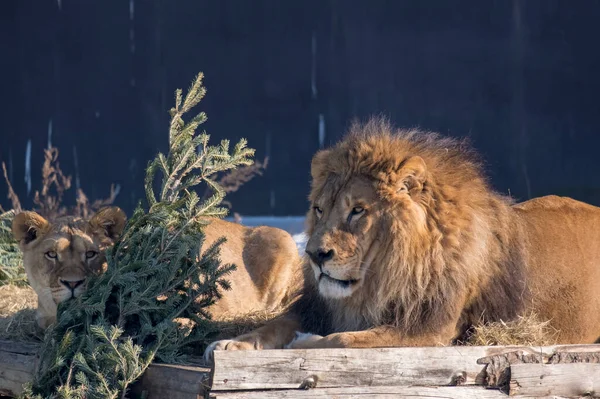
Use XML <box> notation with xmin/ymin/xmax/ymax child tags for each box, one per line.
<box><xmin>1</xmin><ymin>0</ymin><xmax>599</xmax><ymax>216</ymax></box>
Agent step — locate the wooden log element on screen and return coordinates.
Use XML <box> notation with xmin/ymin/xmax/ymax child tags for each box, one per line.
<box><xmin>211</xmin><ymin>386</ymin><xmax>510</xmax><ymax>398</ymax></box>
<box><xmin>211</xmin><ymin>345</ymin><xmax>600</xmax><ymax>391</ymax></box>
<box><xmin>0</xmin><ymin>340</ymin><xmax>211</xmax><ymax>399</ymax></box>
<box><xmin>509</xmin><ymin>363</ymin><xmax>600</xmax><ymax>397</ymax></box>
<box><xmin>132</xmin><ymin>363</ymin><xmax>212</xmax><ymax>399</ymax></box>
<box><xmin>0</xmin><ymin>340</ymin><xmax>38</xmax><ymax>397</ymax></box>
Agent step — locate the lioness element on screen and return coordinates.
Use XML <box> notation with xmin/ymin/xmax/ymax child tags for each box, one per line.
<box><xmin>12</xmin><ymin>207</ymin><xmax>128</xmax><ymax>329</ymax></box>
<box><xmin>13</xmin><ymin>209</ymin><xmax>301</xmax><ymax>329</ymax></box>
<box><xmin>205</xmin><ymin>118</ymin><xmax>600</xmax><ymax>357</ymax></box>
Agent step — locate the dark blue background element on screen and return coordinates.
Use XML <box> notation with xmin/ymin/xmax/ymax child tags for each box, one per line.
<box><xmin>2</xmin><ymin>0</ymin><xmax>599</xmax><ymax>216</ymax></box>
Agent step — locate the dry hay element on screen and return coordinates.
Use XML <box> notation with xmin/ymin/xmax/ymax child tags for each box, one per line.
<box><xmin>0</xmin><ymin>283</ymin><xmax>558</xmax><ymax>348</ymax></box>
<box><xmin>176</xmin><ymin>309</ymin><xmax>284</xmax><ymax>357</ymax></box>
<box><xmin>0</xmin><ymin>284</ymin><xmax>42</xmax><ymax>342</ymax></box>
<box><xmin>465</xmin><ymin>312</ymin><xmax>558</xmax><ymax>346</ymax></box>
<box><xmin>210</xmin><ymin>309</ymin><xmax>283</xmax><ymax>339</ymax></box>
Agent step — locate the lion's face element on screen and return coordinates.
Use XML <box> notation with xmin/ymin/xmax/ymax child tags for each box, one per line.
<box><xmin>12</xmin><ymin>207</ymin><xmax>127</xmax><ymax>306</ymax></box>
<box><xmin>305</xmin><ymin>137</ymin><xmax>430</xmax><ymax>300</ymax></box>
<box><xmin>305</xmin><ymin>176</ymin><xmax>381</xmax><ymax>298</ymax></box>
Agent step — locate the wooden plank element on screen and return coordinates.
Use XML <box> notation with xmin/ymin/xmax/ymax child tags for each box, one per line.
<box><xmin>212</xmin><ymin>386</ymin><xmax>508</xmax><ymax>398</ymax></box>
<box><xmin>0</xmin><ymin>340</ymin><xmax>211</xmax><ymax>398</ymax></box>
<box><xmin>509</xmin><ymin>363</ymin><xmax>600</xmax><ymax>397</ymax></box>
<box><xmin>211</xmin><ymin>345</ymin><xmax>600</xmax><ymax>391</ymax></box>
<box><xmin>132</xmin><ymin>363</ymin><xmax>212</xmax><ymax>399</ymax></box>
<box><xmin>0</xmin><ymin>340</ymin><xmax>38</xmax><ymax>397</ymax></box>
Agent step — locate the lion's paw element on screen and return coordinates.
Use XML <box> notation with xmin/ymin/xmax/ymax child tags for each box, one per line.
<box><xmin>284</xmin><ymin>331</ymin><xmax>324</xmax><ymax>349</ymax></box>
<box><xmin>203</xmin><ymin>339</ymin><xmax>259</xmax><ymax>362</ymax></box>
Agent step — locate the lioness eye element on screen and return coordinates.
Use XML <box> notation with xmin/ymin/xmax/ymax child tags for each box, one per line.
<box><xmin>313</xmin><ymin>207</ymin><xmax>323</xmax><ymax>217</ymax></box>
<box><xmin>85</xmin><ymin>251</ymin><xmax>98</xmax><ymax>259</ymax></box>
<box><xmin>45</xmin><ymin>251</ymin><xmax>57</xmax><ymax>259</ymax></box>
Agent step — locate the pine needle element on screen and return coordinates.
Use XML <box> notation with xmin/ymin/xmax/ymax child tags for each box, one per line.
<box><xmin>24</xmin><ymin>72</ymin><xmax>255</xmax><ymax>399</ymax></box>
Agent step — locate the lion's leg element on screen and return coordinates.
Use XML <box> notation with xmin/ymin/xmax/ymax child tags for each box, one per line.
<box><xmin>287</xmin><ymin>325</ymin><xmax>457</xmax><ymax>349</ymax></box>
<box><xmin>204</xmin><ymin>316</ymin><xmax>301</xmax><ymax>361</ymax></box>
<box><xmin>35</xmin><ymin>298</ymin><xmax>57</xmax><ymax>329</ymax></box>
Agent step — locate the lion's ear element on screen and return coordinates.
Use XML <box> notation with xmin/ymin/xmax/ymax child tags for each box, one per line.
<box><xmin>310</xmin><ymin>149</ymin><xmax>332</xmax><ymax>180</ymax></box>
<box><xmin>12</xmin><ymin>211</ymin><xmax>50</xmax><ymax>245</ymax></box>
<box><xmin>89</xmin><ymin>206</ymin><xmax>127</xmax><ymax>241</ymax></box>
<box><xmin>397</xmin><ymin>156</ymin><xmax>427</xmax><ymax>194</ymax></box>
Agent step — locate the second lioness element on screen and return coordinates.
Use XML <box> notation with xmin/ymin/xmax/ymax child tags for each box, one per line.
<box><xmin>199</xmin><ymin>217</ymin><xmax>302</xmax><ymax>318</ymax></box>
<box><xmin>12</xmin><ymin>209</ymin><xmax>301</xmax><ymax>328</ymax></box>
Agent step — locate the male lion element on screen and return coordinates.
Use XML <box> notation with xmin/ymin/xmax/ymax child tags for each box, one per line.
<box><xmin>13</xmin><ymin>208</ymin><xmax>301</xmax><ymax>329</ymax></box>
<box><xmin>205</xmin><ymin>118</ymin><xmax>600</xmax><ymax>357</ymax></box>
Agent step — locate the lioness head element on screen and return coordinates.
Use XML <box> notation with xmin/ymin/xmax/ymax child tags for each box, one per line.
<box><xmin>12</xmin><ymin>207</ymin><xmax>126</xmax><ymax>328</ymax></box>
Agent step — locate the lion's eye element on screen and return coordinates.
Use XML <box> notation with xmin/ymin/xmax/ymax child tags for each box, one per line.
<box><xmin>313</xmin><ymin>207</ymin><xmax>323</xmax><ymax>218</ymax></box>
<box><xmin>351</xmin><ymin>207</ymin><xmax>364</xmax><ymax>215</ymax></box>
<box><xmin>85</xmin><ymin>251</ymin><xmax>98</xmax><ymax>259</ymax></box>
<box><xmin>347</xmin><ymin>207</ymin><xmax>365</xmax><ymax>224</ymax></box>
<box><xmin>45</xmin><ymin>251</ymin><xmax>57</xmax><ymax>260</ymax></box>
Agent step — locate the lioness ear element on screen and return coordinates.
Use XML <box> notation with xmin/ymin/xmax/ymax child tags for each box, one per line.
<box><xmin>89</xmin><ymin>207</ymin><xmax>127</xmax><ymax>241</ymax></box>
<box><xmin>12</xmin><ymin>211</ymin><xmax>50</xmax><ymax>245</ymax></box>
<box><xmin>397</xmin><ymin>156</ymin><xmax>427</xmax><ymax>194</ymax></box>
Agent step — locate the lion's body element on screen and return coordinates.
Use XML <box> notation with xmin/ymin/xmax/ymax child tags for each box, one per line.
<box><xmin>199</xmin><ymin>218</ymin><xmax>302</xmax><ymax>319</ymax></box>
<box><xmin>205</xmin><ymin>119</ymin><xmax>600</xmax><ymax>358</ymax></box>
<box><xmin>13</xmin><ymin>209</ymin><xmax>301</xmax><ymax>330</ymax></box>
<box><xmin>515</xmin><ymin>196</ymin><xmax>600</xmax><ymax>343</ymax></box>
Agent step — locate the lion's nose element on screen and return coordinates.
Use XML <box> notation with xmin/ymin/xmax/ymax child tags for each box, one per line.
<box><xmin>60</xmin><ymin>279</ymin><xmax>85</xmax><ymax>290</ymax></box>
<box><xmin>306</xmin><ymin>248</ymin><xmax>335</xmax><ymax>265</ymax></box>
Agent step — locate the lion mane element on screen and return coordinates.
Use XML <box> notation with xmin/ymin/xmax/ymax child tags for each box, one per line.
<box><xmin>298</xmin><ymin>118</ymin><xmax>529</xmax><ymax>340</ymax></box>
<box><xmin>205</xmin><ymin>117</ymin><xmax>600</xmax><ymax>356</ymax></box>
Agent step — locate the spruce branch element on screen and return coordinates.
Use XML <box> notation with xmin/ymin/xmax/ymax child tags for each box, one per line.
<box><xmin>25</xmin><ymin>72</ymin><xmax>254</xmax><ymax>398</ymax></box>
<box><xmin>0</xmin><ymin>209</ymin><xmax>26</xmax><ymax>286</ymax></box>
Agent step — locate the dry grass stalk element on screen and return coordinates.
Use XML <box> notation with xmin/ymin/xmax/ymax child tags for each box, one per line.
<box><xmin>76</xmin><ymin>184</ymin><xmax>120</xmax><ymax>219</ymax></box>
<box><xmin>1</xmin><ymin>146</ymin><xmax>118</xmax><ymax>219</ymax></box>
<box><xmin>2</xmin><ymin>162</ymin><xmax>22</xmax><ymax>212</ymax></box>
<box><xmin>204</xmin><ymin>156</ymin><xmax>269</xmax><ymax>210</ymax></box>
<box><xmin>219</xmin><ymin>156</ymin><xmax>269</xmax><ymax>195</ymax></box>
<box><xmin>0</xmin><ymin>284</ymin><xmax>41</xmax><ymax>342</ymax></box>
<box><xmin>466</xmin><ymin>312</ymin><xmax>559</xmax><ymax>346</ymax></box>
<box><xmin>32</xmin><ymin>147</ymin><xmax>72</xmax><ymax>219</ymax></box>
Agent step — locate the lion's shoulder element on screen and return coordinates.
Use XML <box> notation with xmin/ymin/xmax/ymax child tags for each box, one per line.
<box><xmin>513</xmin><ymin>195</ymin><xmax>600</xmax><ymax>214</ymax></box>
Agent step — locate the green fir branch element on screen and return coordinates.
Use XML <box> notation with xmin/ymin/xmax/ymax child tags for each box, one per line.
<box><xmin>24</xmin><ymin>72</ymin><xmax>255</xmax><ymax>399</ymax></box>
<box><xmin>0</xmin><ymin>210</ymin><xmax>26</xmax><ymax>286</ymax></box>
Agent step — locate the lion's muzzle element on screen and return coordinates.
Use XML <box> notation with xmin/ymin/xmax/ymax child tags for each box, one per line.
<box><xmin>305</xmin><ymin>247</ymin><xmax>335</xmax><ymax>266</ymax></box>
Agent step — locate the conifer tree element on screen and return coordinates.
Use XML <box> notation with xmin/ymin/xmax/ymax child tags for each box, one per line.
<box><xmin>23</xmin><ymin>72</ymin><xmax>254</xmax><ymax>399</ymax></box>
<box><xmin>0</xmin><ymin>210</ymin><xmax>26</xmax><ymax>286</ymax></box>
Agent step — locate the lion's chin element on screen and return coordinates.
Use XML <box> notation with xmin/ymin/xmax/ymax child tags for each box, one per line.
<box><xmin>317</xmin><ymin>273</ymin><xmax>360</xmax><ymax>299</ymax></box>
<box><xmin>52</xmin><ymin>288</ymin><xmax>84</xmax><ymax>304</ymax></box>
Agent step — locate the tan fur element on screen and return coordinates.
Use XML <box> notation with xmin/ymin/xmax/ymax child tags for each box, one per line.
<box><xmin>205</xmin><ymin>118</ymin><xmax>600</xmax><ymax>357</ymax></box>
<box><xmin>12</xmin><ymin>207</ymin><xmax>127</xmax><ymax>329</ymax></box>
<box><xmin>198</xmin><ymin>218</ymin><xmax>302</xmax><ymax>319</ymax></box>
<box><xmin>13</xmin><ymin>208</ymin><xmax>301</xmax><ymax>330</ymax></box>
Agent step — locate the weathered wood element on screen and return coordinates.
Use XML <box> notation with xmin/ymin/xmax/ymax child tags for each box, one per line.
<box><xmin>509</xmin><ymin>363</ymin><xmax>600</xmax><ymax>397</ymax></box>
<box><xmin>211</xmin><ymin>386</ymin><xmax>526</xmax><ymax>398</ymax></box>
<box><xmin>132</xmin><ymin>363</ymin><xmax>212</xmax><ymax>399</ymax></box>
<box><xmin>211</xmin><ymin>345</ymin><xmax>600</xmax><ymax>391</ymax></box>
<box><xmin>479</xmin><ymin>345</ymin><xmax>600</xmax><ymax>389</ymax></box>
<box><xmin>0</xmin><ymin>340</ymin><xmax>211</xmax><ymax>398</ymax></box>
<box><xmin>3</xmin><ymin>339</ymin><xmax>600</xmax><ymax>398</ymax></box>
<box><xmin>0</xmin><ymin>340</ymin><xmax>38</xmax><ymax>397</ymax></box>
